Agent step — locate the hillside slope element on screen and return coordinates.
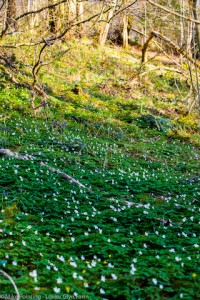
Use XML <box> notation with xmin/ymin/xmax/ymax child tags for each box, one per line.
<box><xmin>0</xmin><ymin>42</ymin><xmax>200</xmax><ymax>299</ymax></box>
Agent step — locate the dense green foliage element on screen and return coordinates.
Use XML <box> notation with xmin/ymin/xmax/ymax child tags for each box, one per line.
<box><xmin>0</xmin><ymin>43</ymin><xmax>200</xmax><ymax>299</ymax></box>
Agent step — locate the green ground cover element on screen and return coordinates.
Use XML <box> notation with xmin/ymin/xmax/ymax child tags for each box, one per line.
<box><xmin>0</xmin><ymin>43</ymin><xmax>200</xmax><ymax>299</ymax></box>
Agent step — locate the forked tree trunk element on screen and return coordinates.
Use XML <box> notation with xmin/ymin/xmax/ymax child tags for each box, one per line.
<box><xmin>141</xmin><ymin>32</ymin><xmax>155</xmax><ymax>63</ymax></box>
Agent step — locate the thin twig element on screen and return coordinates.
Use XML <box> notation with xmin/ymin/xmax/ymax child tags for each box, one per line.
<box><xmin>0</xmin><ymin>270</ymin><xmax>20</xmax><ymax>300</ymax></box>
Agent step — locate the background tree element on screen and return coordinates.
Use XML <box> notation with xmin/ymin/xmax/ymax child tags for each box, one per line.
<box><xmin>48</xmin><ymin>0</ymin><xmax>57</xmax><ymax>33</ymax></box>
<box><xmin>98</xmin><ymin>0</ymin><xmax>118</xmax><ymax>46</ymax></box>
<box><xmin>3</xmin><ymin>0</ymin><xmax>16</xmax><ymax>34</ymax></box>
<box><xmin>192</xmin><ymin>0</ymin><xmax>200</xmax><ymax>56</ymax></box>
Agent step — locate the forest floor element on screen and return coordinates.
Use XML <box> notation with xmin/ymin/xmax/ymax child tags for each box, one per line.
<box><xmin>0</xmin><ymin>40</ymin><xmax>200</xmax><ymax>299</ymax></box>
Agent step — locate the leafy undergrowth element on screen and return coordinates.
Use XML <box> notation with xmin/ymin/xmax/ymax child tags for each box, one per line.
<box><xmin>0</xmin><ymin>42</ymin><xmax>200</xmax><ymax>299</ymax></box>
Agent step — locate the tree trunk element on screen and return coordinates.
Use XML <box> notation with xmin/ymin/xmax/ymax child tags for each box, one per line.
<box><xmin>99</xmin><ymin>0</ymin><xmax>117</xmax><ymax>46</ymax></box>
<box><xmin>141</xmin><ymin>32</ymin><xmax>155</xmax><ymax>63</ymax></box>
<box><xmin>27</xmin><ymin>0</ymin><xmax>33</xmax><ymax>12</ymax></box>
<box><xmin>180</xmin><ymin>0</ymin><xmax>184</xmax><ymax>48</ymax></box>
<box><xmin>6</xmin><ymin>0</ymin><xmax>16</xmax><ymax>30</ymax></box>
<box><xmin>192</xmin><ymin>0</ymin><xmax>200</xmax><ymax>56</ymax></box>
<box><xmin>122</xmin><ymin>14</ymin><xmax>128</xmax><ymax>48</ymax></box>
<box><xmin>77</xmin><ymin>0</ymin><xmax>84</xmax><ymax>37</ymax></box>
<box><xmin>48</xmin><ymin>0</ymin><xmax>57</xmax><ymax>33</ymax></box>
<box><xmin>187</xmin><ymin>20</ymin><xmax>194</xmax><ymax>56</ymax></box>
<box><xmin>26</xmin><ymin>0</ymin><xmax>34</xmax><ymax>27</ymax></box>
<box><xmin>65</xmin><ymin>0</ymin><xmax>77</xmax><ymax>39</ymax></box>
<box><xmin>27</xmin><ymin>0</ymin><xmax>40</xmax><ymax>28</ymax></box>
<box><xmin>69</xmin><ymin>0</ymin><xmax>77</xmax><ymax>21</ymax></box>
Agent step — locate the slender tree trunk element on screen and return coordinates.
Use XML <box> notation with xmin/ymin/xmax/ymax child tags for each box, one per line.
<box><xmin>77</xmin><ymin>0</ymin><xmax>84</xmax><ymax>37</ymax></box>
<box><xmin>144</xmin><ymin>0</ymin><xmax>147</xmax><ymax>44</ymax></box>
<box><xmin>122</xmin><ymin>14</ymin><xmax>128</xmax><ymax>48</ymax></box>
<box><xmin>26</xmin><ymin>0</ymin><xmax>34</xmax><ymax>27</ymax></box>
<box><xmin>180</xmin><ymin>0</ymin><xmax>184</xmax><ymax>47</ymax></box>
<box><xmin>6</xmin><ymin>0</ymin><xmax>16</xmax><ymax>30</ymax></box>
<box><xmin>59</xmin><ymin>2</ymin><xmax>66</xmax><ymax>29</ymax></box>
<box><xmin>192</xmin><ymin>0</ymin><xmax>200</xmax><ymax>55</ymax></box>
<box><xmin>19</xmin><ymin>0</ymin><xmax>27</xmax><ymax>14</ymax></box>
<box><xmin>187</xmin><ymin>20</ymin><xmax>194</xmax><ymax>56</ymax></box>
<box><xmin>179</xmin><ymin>0</ymin><xmax>185</xmax><ymax>64</ymax></box>
<box><xmin>121</xmin><ymin>0</ymin><xmax>129</xmax><ymax>48</ymax></box>
<box><xmin>99</xmin><ymin>0</ymin><xmax>117</xmax><ymax>46</ymax></box>
<box><xmin>27</xmin><ymin>0</ymin><xmax>40</xmax><ymax>28</ymax></box>
<box><xmin>65</xmin><ymin>0</ymin><xmax>77</xmax><ymax>39</ymax></box>
<box><xmin>48</xmin><ymin>0</ymin><xmax>57</xmax><ymax>33</ymax></box>
<box><xmin>68</xmin><ymin>0</ymin><xmax>77</xmax><ymax>23</ymax></box>
<box><xmin>27</xmin><ymin>0</ymin><xmax>33</xmax><ymax>12</ymax></box>
<box><xmin>141</xmin><ymin>32</ymin><xmax>155</xmax><ymax>63</ymax></box>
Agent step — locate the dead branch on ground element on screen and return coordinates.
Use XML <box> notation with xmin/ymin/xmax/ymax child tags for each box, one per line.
<box><xmin>0</xmin><ymin>149</ymin><xmax>89</xmax><ymax>190</ymax></box>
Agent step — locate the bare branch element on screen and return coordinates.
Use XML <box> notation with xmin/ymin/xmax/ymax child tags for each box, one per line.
<box><xmin>108</xmin><ymin>0</ymin><xmax>138</xmax><ymax>23</ymax></box>
<box><xmin>15</xmin><ymin>0</ymin><xmax>68</xmax><ymax>22</ymax></box>
<box><xmin>0</xmin><ymin>148</ymin><xmax>34</xmax><ymax>160</ymax></box>
<box><xmin>0</xmin><ymin>270</ymin><xmax>20</xmax><ymax>300</ymax></box>
<box><xmin>0</xmin><ymin>0</ymin><xmax>6</xmax><ymax>11</ymax></box>
<box><xmin>0</xmin><ymin>149</ymin><xmax>89</xmax><ymax>190</ymax></box>
<box><xmin>32</xmin><ymin>43</ymin><xmax>48</xmax><ymax>85</ymax></box>
<box><xmin>148</xmin><ymin>0</ymin><xmax>200</xmax><ymax>24</ymax></box>
<box><xmin>40</xmin><ymin>162</ymin><xmax>87</xmax><ymax>189</ymax></box>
